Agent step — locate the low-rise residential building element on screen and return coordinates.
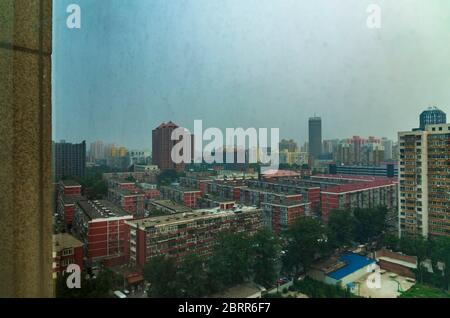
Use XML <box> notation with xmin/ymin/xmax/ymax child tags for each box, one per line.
<box><xmin>56</xmin><ymin>180</ymin><xmax>86</xmax><ymax>226</ymax></box>
<box><xmin>53</xmin><ymin>233</ymin><xmax>84</xmax><ymax>278</ymax></box>
<box><xmin>72</xmin><ymin>200</ymin><xmax>133</xmax><ymax>267</ymax></box>
<box><xmin>108</xmin><ymin>187</ymin><xmax>145</xmax><ymax>216</ymax></box>
<box><xmin>160</xmin><ymin>185</ymin><xmax>202</xmax><ymax>209</ymax></box>
<box><xmin>315</xmin><ymin>175</ymin><xmax>398</xmax><ymax>222</ymax></box>
<box><xmin>262</xmin><ymin>199</ymin><xmax>310</xmax><ymax>235</ymax></box>
<box><xmin>126</xmin><ymin>205</ymin><xmax>262</xmax><ymax>267</ymax></box>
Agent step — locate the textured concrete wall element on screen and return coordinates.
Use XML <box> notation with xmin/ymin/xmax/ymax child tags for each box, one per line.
<box><xmin>0</xmin><ymin>0</ymin><xmax>53</xmax><ymax>297</ymax></box>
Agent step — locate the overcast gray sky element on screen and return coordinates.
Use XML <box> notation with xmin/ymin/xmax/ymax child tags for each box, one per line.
<box><xmin>53</xmin><ymin>0</ymin><xmax>450</xmax><ymax>149</ymax></box>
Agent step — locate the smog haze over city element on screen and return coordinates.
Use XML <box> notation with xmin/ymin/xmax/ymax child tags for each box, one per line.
<box><xmin>53</xmin><ymin>0</ymin><xmax>450</xmax><ymax>149</ymax></box>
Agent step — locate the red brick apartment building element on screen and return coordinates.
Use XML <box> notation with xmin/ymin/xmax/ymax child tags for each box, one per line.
<box><xmin>246</xmin><ymin>179</ymin><xmax>321</xmax><ymax>213</ymax></box>
<box><xmin>262</xmin><ymin>198</ymin><xmax>310</xmax><ymax>235</ymax></box>
<box><xmin>152</xmin><ymin>121</ymin><xmax>194</xmax><ymax>171</ymax></box>
<box><xmin>57</xmin><ymin>180</ymin><xmax>85</xmax><ymax>226</ymax></box>
<box><xmin>108</xmin><ymin>187</ymin><xmax>145</xmax><ymax>216</ymax></box>
<box><xmin>203</xmin><ymin>179</ymin><xmax>246</xmax><ymax>202</ymax></box>
<box><xmin>53</xmin><ymin>233</ymin><xmax>84</xmax><ymax>277</ymax></box>
<box><xmin>126</xmin><ymin>205</ymin><xmax>262</xmax><ymax>268</ymax></box>
<box><xmin>72</xmin><ymin>200</ymin><xmax>133</xmax><ymax>267</ymax></box>
<box><xmin>160</xmin><ymin>185</ymin><xmax>202</xmax><ymax>209</ymax></box>
<box><xmin>316</xmin><ymin>175</ymin><xmax>398</xmax><ymax>222</ymax></box>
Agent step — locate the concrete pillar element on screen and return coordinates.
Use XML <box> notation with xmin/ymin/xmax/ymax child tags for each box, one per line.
<box><xmin>0</xmin><ymin>0</ymin><xmax>53</xmax><ymax>297</ymax></box>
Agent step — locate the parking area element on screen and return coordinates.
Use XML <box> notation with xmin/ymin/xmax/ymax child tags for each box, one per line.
<box><xmin>354</xmin><ymin>271</ymin><xmax>415</xmax><ymax>298</ymax></box>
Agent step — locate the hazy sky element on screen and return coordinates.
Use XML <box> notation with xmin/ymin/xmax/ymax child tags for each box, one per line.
<box><xmin>53</xmin><ymin>0</ymin><xmax>450</xmax><ymax>149</ymax></box>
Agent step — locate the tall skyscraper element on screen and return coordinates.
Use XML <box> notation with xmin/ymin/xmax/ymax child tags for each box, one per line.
<box><xmin>308</xmin><ymin>116</ymin><xmax>322</xmax><ymax>160</ymax></box>
<box><xmin>53</xmin><ymin>140</ymin><xmax>86</xmax><ymax>181</ymax></box>
<box><xmin>398</xmin><ymin>122</ymin><xmax>450</xmax><ymax>238</ymax></box>
<box><xmin>419</xmin><ymin>106</ymin><xmax>446</xmax><ymax>130</ymax></box>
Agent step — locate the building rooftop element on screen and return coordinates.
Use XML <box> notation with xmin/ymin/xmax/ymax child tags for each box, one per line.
<box><xmin>60</xmin><ymin>180</ymin><xmax>81</xmax><ymax>187</ymax></box>
<box><xmin>150</xmin><ymin>200</ymin><xmax>193</xmax><ymax>213</ymax></box>
<box><xmin>128</xmin><ymin>205</ymin><xmax>260</xmax><ymax>229</ymax></box>
<box><xmin>262</xmin><ymin>169</ymin><xmax>300</xmax><ymax>178</ymax></box>
<box><xmin>327</xmin><ymin>253</ymin><xmax>375</xmax><ymax>280</ymax></box>
<box><xmin>77</xmin><ymin>200</ymin><xmax>130</xmax><ymax>219</ymax></box>
<box><xmin>314</xmin><ymin>174</ymin><xmax>391</xmax><ymax>182</ymax></box>
<box><xmin>244</xmin><ymin>186</ymin><xmax>302</xmax><ymax>197</ymax></box>
<box><xmin>161</xmin><ymin>185</ymin><xmax>202</xmax><ymax>193</ymax></box>
<box><xmin>53</xmin><ymin>233</ymin><xmax>83</xmax><ymax>252</ymax></box>
<box><xmin>62</xmin><ymin>195</ymin><xmax>86</xmax><ymax>205</ymax></box>
<box><xmin>109</xmin><ymin>187</ymin><xmax>144</xmax><ymax>197</ymax></box>
<box><xmin>262</xmin><ymin>200</ymin><xmax>308</xmax><ymax>207</ymax></box>
<box><xmin>321</xmin><ymin>179</ymin><xmax>397</xmax><ymax>194</ymax></box>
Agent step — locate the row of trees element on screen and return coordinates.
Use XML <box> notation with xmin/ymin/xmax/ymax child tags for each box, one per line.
<box><xmin>327</xmin><ymin>207</ymin><xmax>388</xmax><ymax>248</ymax></box>
<box><xmin>282</xmin><ymin>207</ymin><xmax>389</xmax><ymax>276</ymax></box>
<box><xmin>383</xmin><ymin>234</ymin><xmax>450</xmax><ymax>291</ymax></box>
<box><xmin>143</xmin><ymin>229</ymin><xmax>281</xmax><ymax>298</ymax></box>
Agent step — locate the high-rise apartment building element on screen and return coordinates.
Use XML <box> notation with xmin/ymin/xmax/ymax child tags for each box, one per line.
<box><xmin>308</xmin><ymin>117</ymin><xmax>322</xmax><ymax>160</ymax></box>
<box><xmin>399</xmin><ymin>122</ymin><xmax>450</xmax><ymax>238</ymax></box>
<box><xmin>53</xmin><ymin>140</ymin><xmax>86</xmax><ymax>181</ymax></box>
<box><xmin>419</xmin><ymin>107</ymin><xmax>446</xmax><ymax>130</ymax></box>
<box><xmin>152</xmin><ymin>121</ymin><xmax>179</xmax><ymax>170</ymax></box>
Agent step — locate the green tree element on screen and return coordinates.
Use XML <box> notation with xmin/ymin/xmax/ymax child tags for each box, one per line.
<box><xmin>177</xmin><ymin>254</ymin><xmax>208</xmax><ymax>298</ymax></box>
<box><xmin>382</xmin><ymin>233</ymin><xmax>399</xmax><ymax>250</ymax></box>
<box><xmin>327</xmin><ymin>210</ymin><xmax>355</xmax><ymax>248</ymax></box>
<box><xmin>56</xmin><ymin>268</ymin><xmax>119</xmax><ymax>298</ymax></box>
<box><xmin>208</xmin><ymin>232</ymin><xmax>252</xmax><ymax>291</ymax></box>
<box><xmin>144</xmin><ymin>256</ymin><xmax>179</xmax><ymax>298</ymax></box>
<box><xmin>250</xmin><ymin>229</ymin><xmax>281</xmax><ymax>287</ymax></box>
<box><xmin>429</xmin><ymin>236</ymin><xmax>450</xmax><ymax>290</ymax></box>
<box><xmin>282</xmin><ymin>217</ymin><xmax>327</xmax><ymax>276</ymax></box>
<box><xmin>353</xmin><ymin>207</ymin><xmax>387</xmax><ymax>243</ymax></box>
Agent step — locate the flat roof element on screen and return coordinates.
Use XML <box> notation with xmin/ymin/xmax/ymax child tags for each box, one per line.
<box><xmin>262</xmin><ymin>200</ymin><xmax>308</xmax><ymax>207</ymax></box>
<box><xmin>77</xmin><ymin>200</ymin><xmax>130</xmax><ymax>219</ymax></box>
<box><xmin>62</xmin><ymin>195</ymin><xmax>86</xmax><ymax>205</ymax></box>
<box><xmin>60</xmin><ymin>180</ymin><xmax>81</xmax><ymax>187</ymax></box>
<box><xmin>322</xmin><ymin>179</ymin><xmax>397</xmax><ymax>194</ymax></box>
<box><xmin>128</xmin><ymin>205</ymin><xmax>260</xmax><ymax>229</ymax></box>
<box><xmin>327</xmin><ymin>253</ymin><xmax>375</xmax><ymax>280</ymax></box>
<box><xmin>151</xmin><ymin>200</ymin><xmax>193</xmax><ymax>213</ymax></box>
<box><xmin>161</xmin><ymin>185</ymin><xmax>202</xmax><ymax>193</ymax></box>
<box><xmin>314</xmin><ymin>174</ymin><xmax>391</xmax><ymax>182</ymax></box>
<box><xmin>109</xmin><ymin>187</ymin><xmax>144</xmax><ymax>196</ymax></box>
<box><xmin>262</xmin><ymin>170</ymin><xmax>300</xmax><ymax>178</ymax></box>
<box><xmin>243</xmin><ymin>186</ymin><xmax>302</xmax><ymax>197</ymax></box>
<box><xmin>378</xmin><ymin>256</ymin><xmax>417</xmax><ymax>269</ymax></box>
<box><xmin>53</xmin><ymin>233</ymin><xmax>83</xmax><ymax>252</ymax></box>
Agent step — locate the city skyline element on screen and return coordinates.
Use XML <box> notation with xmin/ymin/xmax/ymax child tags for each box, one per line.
<box><xmin>53</xmin><ymin>0</ymin><xmax>450</xmax><ymax>149</ymax></box>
